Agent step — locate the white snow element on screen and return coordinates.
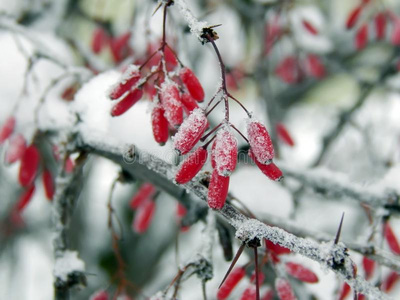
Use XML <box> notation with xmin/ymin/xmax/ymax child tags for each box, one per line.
<box><xmin>53</xmin><ymin>250</ymin><xmax>85</xmax><ymax>281</ymax></box>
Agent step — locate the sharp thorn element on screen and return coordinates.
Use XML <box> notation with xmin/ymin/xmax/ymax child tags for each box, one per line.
<box><xmin>218</xmin><ymin>242</ymin><xmax>245</xmax><ymax>289</ymax></box>
<box><xmin>334</xmin><ymin>212</ymin><xmax>345</xmax><ymax>245</ymax></box>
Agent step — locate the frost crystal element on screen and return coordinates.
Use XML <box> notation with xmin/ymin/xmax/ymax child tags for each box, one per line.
<box><xmin>212</xmin><ymin>127</ymin><xmax>238</xmax><ymax>176</ymax></box>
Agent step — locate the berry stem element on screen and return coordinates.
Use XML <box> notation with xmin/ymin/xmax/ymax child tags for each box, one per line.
<box><xmin>254</xmin><ymin>247</ymin><xmax>260</xmax><ymax>300</ymax></box>
<box><xmin>200</xmin><ymin>122</ymin><xmax>222</xmax><ymax>142</ymax></box>
<box><xmin>230</xmin><ymin>124</ymin><xmax>249</xmax><ymax>143</ymax></box>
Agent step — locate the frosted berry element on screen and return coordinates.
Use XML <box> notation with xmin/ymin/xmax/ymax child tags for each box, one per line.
<box><xmin>133</xmin><ymin>199</ymin><xmax>156</xmax><ymax>233</ymax></box>
<box><xmin>265</xmin><ymin>239</ymin><xmax>291</xmax><ymax>255</ymax></box>
<box><xmin>338</xmin><ymin>283</ymin><xmax>351</xmax><ymax>300</ymax></box>
<box><xmin>384</xmin><ymin>221</ymin><xmax>400</xmax><ymax>255</ymax></box>
<box><xmin>212</xmin><ymin>127</ymin><xmax>238</xmax><ymax>176</ymax></box>
<box><xmin>217</xmin><ymin>267</ymin><xmax>246</xmax><ymax>300</ymax></box>
<box><xmin>4</xmin><ymin>134</ymin><xmax>26</xmax><ymax>164</ymax></box>
<box><xmin>19</xmin><ymin>145</ymin><xmax>40</xmax><ymax>187</ymax></box>
<box><xmin>109</xmin><ymin>65</ymin><xmax>141</xmax><ymax>100</ymax></box>
<box><xmin>173</xmin><ymin>108</ymin><xmax>208</xmax><ymax>155</ymax></box>
<box><xmin>346</xmin><ymin>5</ymin><xmax>363</xmax><ymax>29</ymax></box>
<box><xmin>240</xmin><ymin>285</ymin><xmax>257</xmax><ymax>300</ymax></box>
<box><xmin>276</xmin><ymin>123</ymin><xmax>295</xmax><ymax>147</ymax></box>
<box><xmin>261</xmin><ymin>289</ymin><xmax>274</xmax><ymax>300</ymax></box>
<box><xmin>247</xmin><ymin>119</ymin><xmax>274</xmax><ymax>164</ymax></box>
<box><xmin>285</xmin><ymin>262</ymin><xmax>318</xmax><ymax>283</ymax></box>
<box><xmin>17</xmin><ymin>185</ymin><xmax>36</xmax><ymax>213</ymax></box>
<box><xmin>208</xmin><ymin>170</ymin><xmax>230</xmax><ymax>210</ymax></box>
<box><xmin>42</xmin><ymin>169</ymin><xmax>55</xmax><ymax>201</ymax></box>
<box><xmin>180</xmin><ymin>67</ymin><xmax>205</xmax><ymax>102</ymax></box>
<box><xmin>275</xmin><ymin>56</ymin><xmax>301</xmax><ymax>84</ymax></box>
<box><xmin>0</xmin><ymin>116</ymin><xmax>16</xmax><ymax>144</ymax></box>
<box><xmin>275</xmin><ymin>278</ymin><xmax>296</xmax><ymax>300</ymax></box>
<box><xmin>175</xmin><ymin>147</ymin><xmax>208</xmax><ymax>184</ymax></box>
<box><xmin>130</xmin><ymin>183</ymin><xmax>156</xmax><ymax>209</ymax></box>
<box><xmin>151</xmin><ymin>105</ymin><xmax>169</xmax><ymax>145</ymax></box>
<box><xmin>160</xmin><ymin>82</ymin><xmax>183</xmax><ymax>127</ymax></box>
<box><xmin>249</xmin><ymin>150</ymin><xmax>282</xmax><ymax>181</ymax></box>
<box><xmin>165</xmin><ymin>46</ymin><xmax>178</xmax><ymax>71</ymax></box>
<box><xmin>111</xmin><ymin>88</ymin><xmax>143</xmax><ymax>117</ymax></box>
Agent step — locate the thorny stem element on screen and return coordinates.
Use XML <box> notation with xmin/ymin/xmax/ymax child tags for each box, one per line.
<box><xmin>334</xmin><ymin>212</ymin><xmax>345</xmax><ymax>245</ymax></box>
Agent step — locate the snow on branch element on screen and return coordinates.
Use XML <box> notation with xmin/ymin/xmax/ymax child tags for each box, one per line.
<box><xmin>278</xmin><ymin>161</ymin><xmax>399</xmax><ymax>210</ymax></box>
<box><xmin>72</xmin><ymin>130</ymin><xmax>391</xmax><ymax>299</ymax></box>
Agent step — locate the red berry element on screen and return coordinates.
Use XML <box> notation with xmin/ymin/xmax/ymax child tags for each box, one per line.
<box><xmin>65</xmin><ymin>157</ymin><xmax>75</xmax><ymax>174</ymax></box>
<box><xmin>19</xmin><ymin>145</ymin><xmax>40</xmax><ymax>187</ymax></box>
<box><xmin>164</xmin><ymin>46</ymin><xmax>178</xmax><ymax>71</ymax></box>
<box><xmin>180</xmin><ymin>93</ymin><xmax>199</xmax><ymax>113</ymax></box>
<box><xmin>109</xmin><ymin>65</ymin><xmax>141</xmax><ymax>100</ymax></box>
<box><xmin>132</xmin><ymin>199</ymin><xmax>156</xmax><ymax>233</ymax></box>
<box><xmin>212</xmin><ymin>128</ymin><xmax>238</xmax><ymax>176</ymax></box>
<box><xmin>17</xmin><ymin>185</ymin><xmax>36</xmax><ymax>213</ymax></box>
<box><xmin>110</xmin><ymin>32</ymin><xmax>131</xmax><ymax>63</ymax></box>
<box><xmin>381</xmin><ymin>271</ymin><xmax>400</xmax><ymax>292</ymax></box>
<box><xmin>130</xmin><ymin>183</ymin><xmax>156</xmax><ymax>209</ymax></box>
<box><xmin>151</xmin><ymin>105</ymin><xmax>169</xmax><ymax>145</ymax></box>
<box><xmin>160</xmin><ymin>83</ymin><xmax>183</xmax><ymax>127</ymax></box>
<box><xmin>173</xmin><ymin>108</ymin><xmax>208</xmax><ymax>155</ymax></box>
<box><xmin>176</xmin><ymin>203</ymin><xmax>187</xmax><ymax>218</ymax></box>
<box><xmin>391</xmin><ymin>18</ymin><xmax>400</xmax><ymax>45</ymax></box>
<box><xmin>111</xmin><ymin>88</ymin><xmax>143</xmax><ymax>117</ymax></box>
<box><xmin>249</xmin><ymin>150</ymin><xmax>282</xmax><ymax>181</ymax></box>
<box><xmin>0</xmin><ymin>116</ymin><xmax>16</xmax><ymax>144</ymax></box>
<box><xmin>265</xmin><ymin>239</ymin><xmax>291</xmax><ymax>255</ymax></box>
<box><xmin>91</xmin><ymin>27</ymin><xmax>109</xmax><ymax>54</ymax></box>
<box><xmin>275</xmin><ymin>278</ymin><xmax>296</xmax><ymax>300</ymax></box>
<box><xmin>275</xmin><ymin>56</ymin><xmax>301</xmax><ymax>84</ymax></box>
<box><xmin>217</xmin><ymin>267</ymin><xmax>246</xmax><ymax>300</ymax></box>
<box><xmin>374</xmin><ymin>12</ymin><xmax>387</xmax><ymax>40</ymax></box>
<box><xmin>42</xmin><ymin>169</ymin><xmax>55</xmax><ymax>201</ymax></box>
<box><xmin>302</xmin><ymin>20</ymin><xmax>318</xmax><ymax>35</ymax></box>
<box><xmin>4</xmin><ymin>134</ymin><xmax>26</xmax><ymax>164</ymax></box>
<box><xmin>346</xmin><ymin>5</ymin><xmax>363</xmax><ymax>29</ymax></box>
<box><xmin>384</xmin><ymin>221</ymin><xmax>400</xmax><ymax>255</ymax></box>
<box><xmin>250</xmin><ymin>270</ymin><xmax>265</xmax><ymax>284</ymax></box>
<box><xmin>264</xmin><ymin>16</ymin><xmax>281</xmax><ymax>54</ymax></box>
<box><xmin>180</xmin><ymin>67</ymin><xmax>205</xmax><ymax>102</ymax></box>
<box><xmin>247</xmin><ymin>120</ymin><xmax>274</xmax><ymax>164</ymax></box>
<box><xmin>208</xmin><ymin>170</ymin><xmax>230</xmax><ymax>210</ymax></box>
<box><xmin>338</xmin><ymin>282</ymin><xmax>351</xmax><ymax>300</ymax></box>
<box><xmin>240</xmin><ymin>284</ymin><xmax>257</xmax><ymax>300</ymax></box>
<box><xmin>285</xmin><ymin>262</ymin><xmax>318</xmax><ymax>283</ymax></box>
<box><xmin>89</xmin><ymin>290</ymin><xmax>109</xmax><ymax>300</ymax></box>
<box><xmin>355</xmin><ymin>23</ymin><xmax>369</xmax><ymax>50</ymax></box>
<box><xmin>362</xmin><ymin>257</ymin><xmax>375</xmax><ymax>280</ymax></box>
<box><xmin>175</xmin><ymin>147</ymin><xmax>208</xmax><ymax>184</ymax></box>
<box><xmin>305</xmin><ymin>54</ymin><xmax>325</xmax><ymax>79</ymax></box>
<box><xmin>276</xmin><ymin>123</ymin><xmax>295</xmax><ymax>147</ymax></box>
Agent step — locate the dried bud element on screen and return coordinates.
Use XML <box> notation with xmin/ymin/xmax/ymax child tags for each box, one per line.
<box><xmin>111</xmin><ymin>88</ymin><xmax>143</xmax><ymax>117</ymax></box>
<box><xmin>208</xmin><ymin>170</ymin><xmax>230</xmax><ymax>210</ymax></box>
<box><xmin>217</xmin><ymin>267</ymin><xmax>246</xmax><ymax>300</ymax></box>
<box><xmin>151</xmin><ymin>105</ymin><xmax>169</xmax><ymax>145</ymax></box>
<box><xmin>212</xmin><ymin>127</ymin><xmax>238</xmax><ymax>176</ymax></box>
<box><xmin>0</xmin><ymin>116</ymin><xmax>16</xmax><ymax>144</ymax></box>
<box><xmin>133</xmin><ymin>199</ymin><xmax>156</xmax><ymax>233</ymax></box>
<box><xmin>175</xmin><ymin>147</ymin><xmax>208</xmax><ymax>184</ymax></box>
<box><xmin>180</xmin><ymin>67</ymin><xmax>205</xmax><ymax>102</ymax></box>
<box><xmin>173</xmin><ymin>108</ymin><xmax>208</xmax><ymax>155</ymax></box>
<box><xmin>247</xmin><ymin>119</ymin><xmax>274</xmax><ymax>164</ymax></box>
<box><xmin>130</xmin><ymin>183</ymin><xmax>156</xmax><ymax>209</ymax></box>
<box><xmin>285</xmin><ymin>262</ymin><xmax>318</xmax><ymax>283</ymax></box>
<box><xmin>160</xmin><ymin>83</ymin><xmax>183</xmax><ymax>127</ymax></box>
<box><xmin>19</xmin><ymin>145</ymin><xmax>40</xmax><ymax>187</ymax></box>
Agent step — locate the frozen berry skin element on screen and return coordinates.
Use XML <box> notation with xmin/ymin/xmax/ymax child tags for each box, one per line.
<box><xmin>208</xmin><ymin>170</ymin><xmax>230</xmax><ymax>210</ymax></box>
<box><xmin>212</xmin><ymin>127</ymin><xmax>238</xmax><ymax>176</ymax></box>
<box><xmin>173</xmin><ymin>108</ymin><xmax>208</xmax><ymax>155</ymax></box>
<box><xmin>109</xmin><ymin>65</ymin><xmax>140</xmax><ymax>100</ymax></box>
<box><xmin>180</xmin><ymin>67</ymin><xmax>205</xmax><ymax>102</ymax></box>
<box><xmin>275</xmin><ymin>278</ymin><xmax>297</xmax><ymax>300</ymax></box>
<box><xmin>0</xmin><ymin>116</ymin><xmax>16</xmax><ymax>144</ymax></box>
<box><xmin>175</xmin><ymin>147</ymin><xmax>208</xmax><ymax>184</ymax></box>
<box><xmin>285</xmin><ymin>262</ymin><xmax>318</xmax><ymax>283</ymax></box>
<box><xmin>247</xmin><ymin>120</ymin><xmax>275</xmax><ymax>164</ymax></box>
<box><xmin>160</xmin><ymin>82</ymin><xmax>183</xmax><ymax>127</ymax></box>
<box><xmin>217</xmin><ymin>267</ymin><xmax>246</xmax><ymax>300</ymax></box>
